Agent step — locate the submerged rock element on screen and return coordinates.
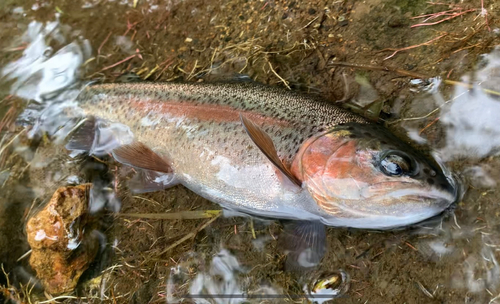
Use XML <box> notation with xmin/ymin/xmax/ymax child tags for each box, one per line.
<box><xmin>26</xmin><ymin>184</ymin><xmax>98</xmax><ymax>295</ymax></box>
<box><xmin>305</xmin><ymin>270</ymin><xmax>350</xmax><ymax>304</ymax></box>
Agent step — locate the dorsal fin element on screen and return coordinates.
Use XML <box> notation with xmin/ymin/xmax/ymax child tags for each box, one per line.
<box><xmin>239</xmin><ymin>114</ymin><xmax>302</xmax><ymax>187</ymax></box>
<box><xmin>112</xmin><ymin>142</ymin><xmax>172</xmax><ymax>173</ymax></box>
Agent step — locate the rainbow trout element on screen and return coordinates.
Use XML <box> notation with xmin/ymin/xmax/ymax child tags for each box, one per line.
<box><xmin>65</xmin><ymin>81</ymin><xmax>457</xmax><ymax>229</ymax></box>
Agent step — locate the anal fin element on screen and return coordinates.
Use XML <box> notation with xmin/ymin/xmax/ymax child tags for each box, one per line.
<box><xmin>112</xmin><ymin>142</ymin><xmax>172</xmax><ymax>173</ymax></box>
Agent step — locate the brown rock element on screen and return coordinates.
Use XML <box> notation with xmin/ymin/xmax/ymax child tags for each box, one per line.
<box><xmin>26</xmin><ymin>184</ymin><xmax>99</xmax><ymax>295</ymax></box>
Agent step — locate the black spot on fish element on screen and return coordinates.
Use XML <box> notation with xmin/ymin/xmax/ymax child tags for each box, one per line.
<box><xmin>423</xmin><ymin>168</ymin><xmax>430</xmax><ymax>175</ymax></box>
<box><xmin>427</xmin><ymin>178</ymin><xmax>435</xmax><ymax>185</ymax></box>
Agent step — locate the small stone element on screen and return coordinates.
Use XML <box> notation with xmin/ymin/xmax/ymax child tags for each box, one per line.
<box><xmin>387</xmin><ymin>17</ymin><xmax>409</xmax><ymax>28</ymax></box>
<box><xmin>246</xmin><ymin>19</ymin><xmax>253</xmax><ymax>24</ymax></box>
<box><xmin>26</xmin><ymin>184</ymin><xmax>98</xmax><ymax>295</ymax></box>
<box><xmin>308</xmin><ymin>8</ymin><xmax>317</xmax><ymax>15</ymax></box>
<box><xmin>184</xmin><ymin>37</ymin><xmax>193</xmax><ymax>43</ymax></box>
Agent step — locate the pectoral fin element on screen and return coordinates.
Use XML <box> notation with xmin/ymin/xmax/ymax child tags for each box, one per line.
<box><xmin>112</xmin><ymin>142</ymin><xmax>172</xmax><ymax>173</ymax></box>
<box><xmin>239</xmin><ymin>114</ymin><xmax>302</xmax><ymax>187</ymax></box>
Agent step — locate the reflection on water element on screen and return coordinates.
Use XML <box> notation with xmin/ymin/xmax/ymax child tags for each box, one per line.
<box><xmin>167</xmin><ymin>249</ymin><xmax>286</xmax><ymax>304</ymax></box>
<box><xmin>2</xmin><ymin>18</ymin><xmax>89</xmax><ymax>103</ymax></box>
<box><xmin>415</xmin><ymin>221</ymin><xmax>500</xmax><ymax>295</ymax></box>
<box><xmin>440</xmin><ymin>47</ymin><xmax>500</xmax><ymax>160</ymax></box>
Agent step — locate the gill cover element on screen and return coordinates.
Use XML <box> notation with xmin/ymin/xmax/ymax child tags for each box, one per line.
<box><xmin>290</xmin><ymin>123</ymin><xmax>457</xmax><ymax>221</ymax></box>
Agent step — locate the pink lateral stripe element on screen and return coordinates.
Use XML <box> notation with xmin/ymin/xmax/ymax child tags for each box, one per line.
<box><xmin>130</xmin><ymin>99</ymin><xmax>290</xmax><ymax>126</ymax></box>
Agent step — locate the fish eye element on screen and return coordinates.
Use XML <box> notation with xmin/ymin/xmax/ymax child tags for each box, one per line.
<box><xmin>380</xmin><ymin>151</ymin><xmax>415</xmax><ymax>176</ymax></box>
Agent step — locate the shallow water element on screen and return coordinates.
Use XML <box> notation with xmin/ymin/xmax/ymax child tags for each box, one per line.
<box><xmin>1</xmin><ymin>0</ymin><xmax>500</xmax><ymax>303</ymax></box>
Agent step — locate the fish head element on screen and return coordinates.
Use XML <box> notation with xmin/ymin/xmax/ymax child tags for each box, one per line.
<box><xmin>291</xmin><ymin>123</ymin><xmax>458</xmax><ymax>229</ymax></box>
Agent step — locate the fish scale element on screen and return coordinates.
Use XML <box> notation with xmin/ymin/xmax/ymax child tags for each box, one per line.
<box><xmin>71</xmin><ymin>81</ymin><xmax>457</xmax><ymax>229</ymax></box>
<box><xmin>78</xmin><ymin>82</ymin><xmax>367</xmax><ymax>160</ymax></box>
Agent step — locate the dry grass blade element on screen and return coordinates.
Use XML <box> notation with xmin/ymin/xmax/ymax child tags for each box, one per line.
<box><xmin>158</xmin><ymin>214</ymin><xmax>221</xmax><ymax>256</ymax></box>
<box><xmin>0</xmin><ymin>129</ymin><xmax>26</xmax><ymax>158</ymax></box>
<box><xmin>118</xmin><ymin>210</ymin><xmax>221</xmax><ymax>220</ymax></box>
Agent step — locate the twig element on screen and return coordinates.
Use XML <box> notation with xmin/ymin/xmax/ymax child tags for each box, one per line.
<box><xmin>298</xmin><ymin>15</ymin><xmax>320</xmax><ymax>31</ymax></box>
<box><xmin>0</xmin><ymin>129</ymin><xmax>26</xmax><ymax>158</ymax></box>
<box><xmin>419</xmin><ymin>117</ymin><xmax>440</xmax><ymax>135</ymax></box>
<box><xmin>154</xmin><ymin>58</ymin><xmax>175</xmax><ymax>81</ymax></box>
<box><xmin>250</xmin><ymin>218</ymin><xmax>256</xmax><ymax>239</ymax></box>
<box><xmin>382</xmin><ymin>34</ymin><xmax>447</xmax><ymax>60</ymax></box>
<box><xmin>1</xmin><ymin>264</ymin><xmax>9</xmax><ymax>287</ymax></box>
<box><xmin>157</xmin><ymin>214</ymin><xmax>220</xmax><ymax>255</ymax></box>
<box><xmin>444</xmin><ymin>80</ymin><xmax>500</xmax><ymax>96</ymax></box>
<box><xmin>39</xmin><ymin>296</ymin><xmax>100</xmax><ymax>303</ymax></box>
<box><xmin>480</xmin><ymin>0</ymin><xmax>491</xmax><ymax>31</ymax></box>
<box><xmin>99</xmin><ymin>54</ymin><xmax>137</xmax><ymax>72</ymax></box>
<box><xmin>16</xmin><ymin>250</ymin><xmax>32</xmax><ymax>262</ymax></box>
<box><xmin>416</xmin><ymin>281</ymin><xmax>434</xmax><ymax>299</ymax></box>
<box><xmin>412</xmin><ymin>9</ymin><xmax>461</xmax><ymax>20</ymax></box>
<box><xmin>405</xmin><ymin>242</ymin><xmax>418</xmax><ymax>251</ymax></box>
<box><xmin>118</xmin><ymin>210</ymin><xmax>221</xmax><ymax>220</ymax></box>
<box><xmin>143</xmin><ymin>65</ymin><xmax>159</xmax><ymax>80</ymax></box>
<box><xmin>387</xmin><ymin>107</ymin><xmax>440</xmax><ymax>125</ymax></box>
<box><xmin>267</xmin><ymin>60</ymin><xmax>291</xmax><ymax>90</ymax></box>
<box><xmin>411</xmin><ymin>9</ymin><xmax>475</xmax><ymax>28</ymax></box>
<box><xmin>132</xmin><ymin>195</ymin><xmax>162</xmax><ymax>206</ymax></box>
<box><xmin>186</xmin><ymin>59</ymin><xmax>199</xmax><ymax>81</ymax></box>
<box><xmin>97</xmin><ymin>31</ymin><xmax>112</xmax><ymax>56</ymax></box>
<box><xmin>329</xmin><ymin>61</ymin><xmax>500</xmax><ymax>98</ymax></box>
<box><xmin>0</xmin><ymin>104</ymin><xmax>17</xmax><ymax>133</ymax></box>
<box><xmin>328</xmin><ymin>61</ymin><xmax>429</xmax><ymax>79</ymax></box>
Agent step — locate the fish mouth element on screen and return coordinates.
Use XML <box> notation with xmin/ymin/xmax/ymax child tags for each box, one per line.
<box><xmin>324</xmin><ymin>185</ymin><xmax>458</xmax><ymax>221</ymax></box>
<box><xmin>386</xmin><ymin>187</ymin><xmax>456</xmax><ymax>203</ymax></box>
<box><xmin>361</xmin><ymin>179</ymin><xmax>457</xmax><ymax>205</ymax></box>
